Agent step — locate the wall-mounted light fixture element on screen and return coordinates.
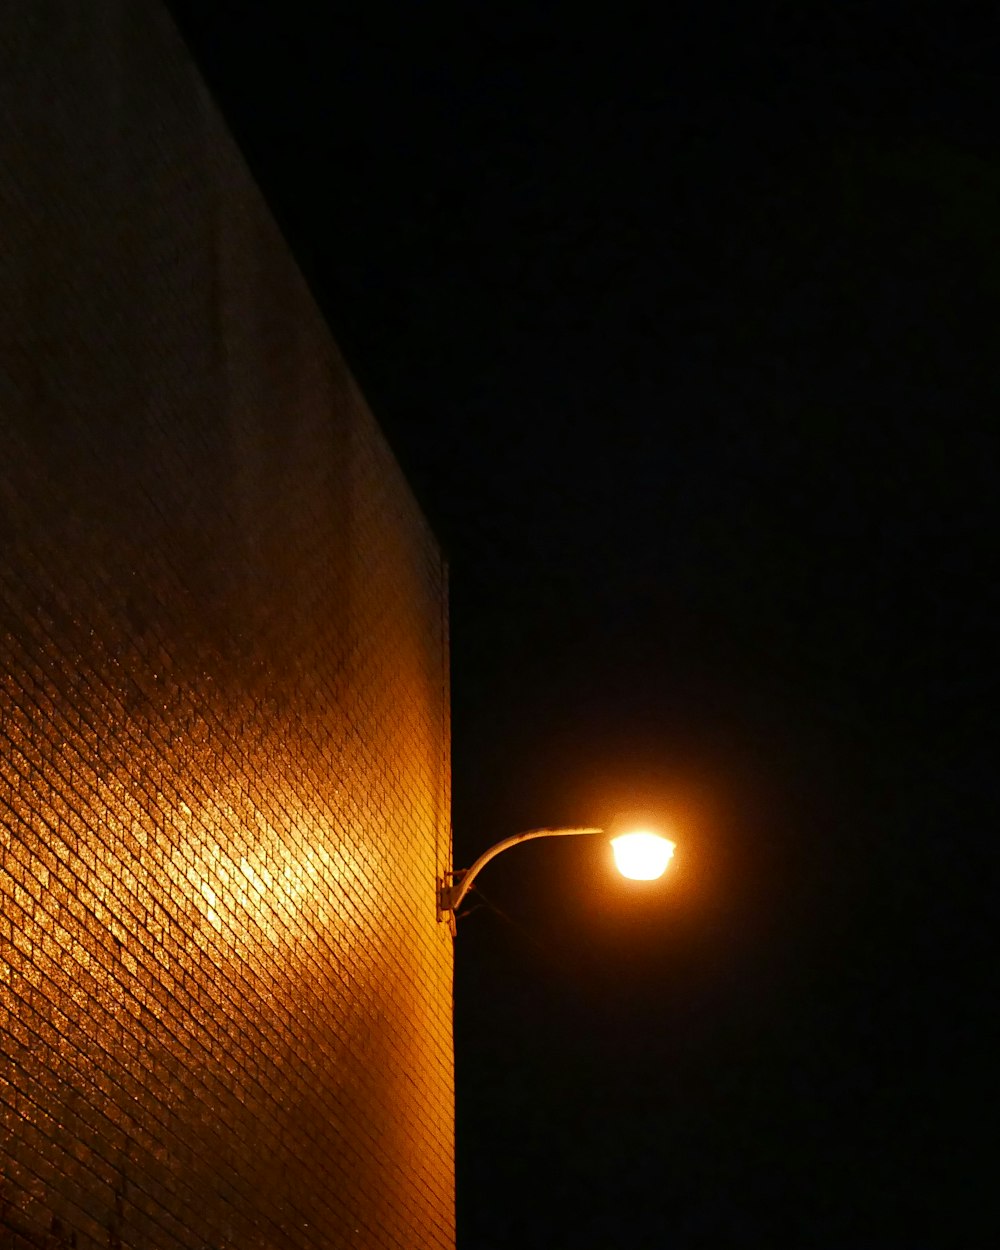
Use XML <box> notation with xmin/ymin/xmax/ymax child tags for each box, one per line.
<box><xmin>610</xmin><ymin>830</ymin><xmax>676</xmax><ymax>880</ymax></box>
<box><xmin>438</xmin><ymin>826</ymin><xmax>676</xmax><ymax>930</ymax></box>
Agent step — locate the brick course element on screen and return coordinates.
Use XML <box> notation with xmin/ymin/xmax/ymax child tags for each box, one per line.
<box><xmin>0</xmin><ymin>4</ymin><xmax>454</xmax><ymax>1247</ymax></box>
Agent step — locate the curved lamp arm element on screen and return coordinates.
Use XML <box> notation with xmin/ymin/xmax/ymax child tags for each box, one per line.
<box><xmin>439</xmin><ymin>826</ymin><xmax>603</xmax><ymax>923</ymax></box>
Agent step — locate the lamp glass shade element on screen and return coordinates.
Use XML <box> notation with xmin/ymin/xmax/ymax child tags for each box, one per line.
<box><xmin>611</xmin><ymin>832</ymin><xmax>675</xmax><ymax>880</ymax></box>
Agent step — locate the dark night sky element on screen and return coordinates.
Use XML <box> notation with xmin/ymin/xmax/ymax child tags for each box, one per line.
<box><xmin>169</xmin><ymin>4</ymin><xmax>996</xmax><ymax>1244</ymax></box>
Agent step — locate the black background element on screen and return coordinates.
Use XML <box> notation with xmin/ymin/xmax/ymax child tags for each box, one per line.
<box><xmin>169</xmin><ymin>4</ymin><xmax>996</xmax><ymax>1244</ymax></box>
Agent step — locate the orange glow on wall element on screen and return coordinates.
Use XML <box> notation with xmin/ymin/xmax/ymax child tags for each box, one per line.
<box><xmin>0</xmin><ymin>4</ymin><xmax>455</xmax><ymax>1244</ymax></box>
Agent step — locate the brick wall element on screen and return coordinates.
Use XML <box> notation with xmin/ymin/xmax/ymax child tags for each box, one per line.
<box><xmin>0</xmin><ymin>4</ymin><xmax>454</xmax><ymax>1248</ymax></box>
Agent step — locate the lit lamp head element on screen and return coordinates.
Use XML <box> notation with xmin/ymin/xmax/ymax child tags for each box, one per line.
<box><xmin>611</xmin><ymin>831</ymin><xmax>676</xmax><ymax>880</ymax></box>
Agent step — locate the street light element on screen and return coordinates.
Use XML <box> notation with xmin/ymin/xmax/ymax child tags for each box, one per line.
<box><xmin>438</xmin><ymin>826</ymin><xmax>676</xmax><ymax>929</ymax></box>
<box><xmin>611</xmin><ymin>831</ymin><xmax>676</xmax><ymax>880</ymax></box>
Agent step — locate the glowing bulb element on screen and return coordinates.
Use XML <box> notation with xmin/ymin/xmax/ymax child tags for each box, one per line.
<box><xmin>611</xmin><ymin>832</ymin><xmax>675</xmax><ymax>880</ymax></box>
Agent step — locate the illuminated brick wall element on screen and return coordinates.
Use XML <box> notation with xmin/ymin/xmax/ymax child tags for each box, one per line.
<box><xmin>0</xmin><ymin>4</ymin><xmax>453</xmax><ymax>1248</ymax></box>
